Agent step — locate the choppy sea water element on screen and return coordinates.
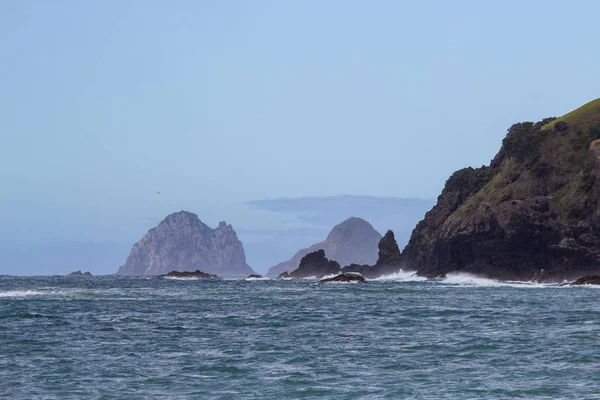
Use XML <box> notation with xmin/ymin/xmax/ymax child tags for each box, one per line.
<box><xmin>2</xmin><ymin>273</ymin><xmax>600</xmax><ymax>399</ymax></box>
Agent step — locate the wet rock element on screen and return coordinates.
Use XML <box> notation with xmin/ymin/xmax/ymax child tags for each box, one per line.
<box><xmin>68</xmin><ymin>270</ymin><xmax>92</xmax><ymax>277</ymax></box>
<box><xmin>563</xmin><ymin>275</ymin><xmax>600</xmax><ymax>286</ymax></box>
<box><xmin>318</xmin><ymin>272</ymin><xmax>366</xmax><ymax>284</ymax></box>
<box><xmin>160</xmin><ymin>270</ymin><xmax>220</xmax><ymax>279</ymax></box>
<box><xmin>247</xmin><ymin>274</ymin><xmax>263</xmax><ymax>279</ymax></box>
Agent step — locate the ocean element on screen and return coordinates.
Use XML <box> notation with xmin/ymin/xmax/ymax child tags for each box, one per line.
<box><xmin>1</xmin><ymin>273</ymin><xmax>600</xmax><ymax>399</ymax></box>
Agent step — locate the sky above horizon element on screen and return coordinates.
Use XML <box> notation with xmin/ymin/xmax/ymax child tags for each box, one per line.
<box><xmin>2</xmin><ymin>0</ymin><xmax>600</xmax><ymax>248</ymax></box>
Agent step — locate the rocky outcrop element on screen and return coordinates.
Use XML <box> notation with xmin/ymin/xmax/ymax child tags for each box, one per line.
<box><xmin>283</xmin><ymin>249</ymin><xmax>341</xmax><ymax>278</ymax></box>
<box><xmin>342</xmin><ymin>229</ymin><xmax>403</xmax><ymax>278</ymax></box>
<box><xmin>401</xmin><ymin>98</ymin><xmax>600</xmax><ymax>281</ymax></box>
<box><xmin>68</xmin><ymin>270</ymin><xmax>92</xmax><ymax>277</ymax></box>
<box><xmin>562</xmin><ymin>275</ymin><xmax>600</xmax><ymax>285</ymax></box>
<box><xmin>247</xmin><ymin>274</ymin><xmax>263</xmax><ymax>279</ymax></box>
<box><xmin>117</xmin><ymin>211</ymin><xmax>255</xmax><ymax>276</ymax></box>
<box><xmin>377</xmin><ymin>230</ymin><xmax>402</xmax><ymax>265</ymax></box>
<box><xmin>160</xmin><ymin>270</ymin><xmax>219</xmax><ymax>279</ymax></box>
<box><xmin>266</xmin><ymin>217</ymin><xmax>381</xmax><ymax>277</ymax></box>
<box><xmin>318</xmin><ymin>272</ymin><xmax>366</xmax><ymax>284</ymax></box>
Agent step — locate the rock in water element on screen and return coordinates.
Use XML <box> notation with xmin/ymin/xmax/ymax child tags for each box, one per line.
<box><xmin>318</xmin><ymin>272</ymin><xmax>366</xmax><ymax>284</ymax></box>
<box><xmin>247</xmin><ymin>274</ymin><xmax>263</xmax><ymax>279</ymax></box>
<box><xmin>377</xmin><ymin>230</ymin><xmax>402</xmax><ymax>265</ymax></box>
<box><xmin>342</xmin><ymin>229</ymin><xmax>403</xmax><ymax>278</ymax></box>
<box><xmin>117</xmin><ymin>211</ymin><xmax>255</xmax><ymax>276</ymax></box>
<box><xmin>286</xmin><ymin>249</ymin><xmax>341</xmax><ymax>278</ymax></box>
<box><xmin>402</xmin><ymin>98</ymin><xmax>600</xmax><ymax>281</ymax></box>
<box><xmin>266</xmin><ymin>217</ymin><xmax>381</xmax><ymax>277</ymax></box>
<box><xmin>68</xmin><ymin>270</ymin><xmax>92</xmax><ymax>277</ymax></box>
<box><xmin>160</xmin><ymin>270</ymin><xmax>219</xmax><ymax>279</ymax></box>
<box><xmin>563</xmin><ymin>275</ymin><xmax>600</xmax><ymax>286</ymax></box>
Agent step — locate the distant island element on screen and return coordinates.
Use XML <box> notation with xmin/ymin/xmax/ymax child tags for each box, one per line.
<box><xmin>267</xmin><ymin>217</ymin><xmax>381</xmax><ymax>277</ymax></box>
<box><xmin>113</xmin><ymin>99</ymin><xmax>600</xmax><ymax>283</ymax></box>
<box><xmin>117</xmin><ymin>211</ymin><xmax>255</xmax><ymax>276</ymax></box>
<box><xmin>278</xmin><ymin>98</ymin><xmax>600</xmax><ymax>283</ymax></box>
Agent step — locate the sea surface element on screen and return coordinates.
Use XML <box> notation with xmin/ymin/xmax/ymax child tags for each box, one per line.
<box><xmin>2</xmin><ymin>273</ymin><xmax>600</xmax><ymax>399</ymax></box>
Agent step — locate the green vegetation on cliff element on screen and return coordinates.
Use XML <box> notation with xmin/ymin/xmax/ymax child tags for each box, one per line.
<box><xmin>402</xmin><ymin>98</ymin><xmax>600</xmax><ymax>281</ymax></box>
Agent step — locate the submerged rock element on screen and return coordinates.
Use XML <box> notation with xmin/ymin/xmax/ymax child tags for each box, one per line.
<box><xmin>247</xmin><ymin>274</ymin><xmax>263</xmax><ymax>279</ymax></box>
<box><xmin>68</xmin><ymin>270</ymin><xmax>92</xmax><ymax>277</ymax></box>
<box><xmin>160</xmin><ymin>270</ymin><xmax>220</xmax><ymax>279</ymax></box>
<box><xmin>318</xmin><ymin>272</ymin><xmax>366</xmax><ymax>284</ymax></box>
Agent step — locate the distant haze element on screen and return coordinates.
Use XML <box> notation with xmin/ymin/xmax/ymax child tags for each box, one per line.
<box><xmin>1</xmin><ymin>1</ymin><xmax>599</xmax><ymax>274</ymax></box>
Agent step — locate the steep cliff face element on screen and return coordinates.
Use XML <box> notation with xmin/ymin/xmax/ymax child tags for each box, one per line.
<box><xmin>117</xmin><ymin>211</ymin><xmax>254</xmax><ymax>276</ymax></box>
<box><xmin>402</xmin><ymin>98</ymin><xmax>600</xmax><ymax>281</ymax></box>
<box><xmin>266</xmin><ymin>217</ymin><xmax>381</xmax><ymax>277</ymax></box>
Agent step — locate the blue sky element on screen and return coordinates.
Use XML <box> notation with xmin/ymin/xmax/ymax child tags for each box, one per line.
<box><xmin>1</xmin><ymin>0</ymin><xmax>599</xmax><ymax>253</ymax></box>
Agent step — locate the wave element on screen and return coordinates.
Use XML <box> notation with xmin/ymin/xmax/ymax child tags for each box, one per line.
<box><xmin>0</xmin><ymin>290</ymin><xmax>53</xmax><ymax>298</ymax></box>
<box><xmin>244</xmin><ymin>277</ymin><xmax>271</xmax><ymax>281</ymax></box>
<box><xmin>372</xmin><ymin>270</ymin><xmax>427</xmax><ymax>282</ymax></box>
<box><xmin>440</xmin><ymin>273</ymin><xmax>550</xmax><ymax>288</ymax></box>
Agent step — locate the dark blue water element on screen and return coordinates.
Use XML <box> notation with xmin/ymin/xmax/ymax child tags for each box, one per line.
<box><xmin>2</xmin><ymin>273</ymin><xmax>600</xmax><ymax>399</ymax></box>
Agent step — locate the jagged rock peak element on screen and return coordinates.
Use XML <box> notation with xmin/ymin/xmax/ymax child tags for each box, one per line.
<box><xmin>117</xmin><ymin>211</ymin><xmax>255</xmax><ymax>276</ymax></box>
<box><xmin>266</xmin><ymin>217</ymin><xmax>381</xmax><ymax>276</ymax></box>
<box><xmin>377</xmin><ymin>230</ymin><xmax>401</xmax><ymax>265</ymax></box>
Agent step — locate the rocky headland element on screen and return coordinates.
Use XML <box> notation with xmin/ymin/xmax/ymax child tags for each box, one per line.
<box><xmin>117</xmin><ymin>211</ymin><xmax>255</xmax><ymax>276</ymax></box>
<box><xmin>399</xmin><ymin>98</ymin><xmax>600</xmax><ymax>282</ymax></box>
<box><xmin>267</xmin><ymin>217</ymin><xmax>381</xmax><ymax>277</ymax></box>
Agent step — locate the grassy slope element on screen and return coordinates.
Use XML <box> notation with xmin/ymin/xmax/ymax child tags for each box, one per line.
<box><xmin>450</xmin><ymin>98</ymin><xmax>600</xmax><ymax>222</ymax></box>
<box><xmin>542</xmin><ymin>98</ymin><xmax>600</xmax><ymax>130</ymax></box>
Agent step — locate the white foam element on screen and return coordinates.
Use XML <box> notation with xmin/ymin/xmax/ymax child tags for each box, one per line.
<box><xmin>441</xmin><ymin>273</ymin><xmax>549</xmax><ymax>288</ymax></box>
<box><xmin>0</xmin><ymin>290</ymin><xmax>48</xmax><ymax>298</ymax></box>
<box><xmin>372</xmin><ymin>270</ymin><xmax>427</xmax><ymax>282</ymax></box>
<box><xmin>245</xmin><ymin>277</ymin><xmax>271</xmax><ymax>281</ymax></box>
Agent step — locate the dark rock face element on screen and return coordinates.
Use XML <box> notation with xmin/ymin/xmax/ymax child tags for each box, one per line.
<box><xmin>318</xmin><ymin>272</ymin><xmax>366</xmax><ymax>284</ymax></box>
<box><xmin>160</xmin><ymin>270</ymin><xmax>219</xmax><ymax>279</ymax></box>
<box><xmin>117</xmin><ymin>211</ymin><xmax>255</xmax><ymax>276</ymax></box>
<box><xmin>266</xmin><ymin>217</ymin><xmax>381</xmax><ymax>277</ymax></box>
<box><xmin>377</xmin><ymin>230</ymin><xmax>402</xmax><ymax>265</ymax></box>
<box><xmin>563</xmin><ymin>275</ymin><xmax>600</xmax><ymax>285</ymax></box>
<box><xmin>402</xmin><ymin>99</ymin><xmax>600</xmax><ymax>281</ymax></box>
<box><xmin>286</xmin><ymin>249</ymin><xmax>341</xmax><ymax>278</ymax></box>
<box><xmin>247</xmin><ymin>274</ymin><xmax>263</xmax><ymax>279</ymax></box>
<box><xmin>68</xmin><ymin>270</ymin><xmax>92</xmax><ymax>277</ymax></box>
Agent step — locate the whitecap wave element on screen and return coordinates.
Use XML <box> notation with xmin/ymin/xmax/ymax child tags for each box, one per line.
<box><xmin>245</xmin><ymin>277</ymin><xmax>271</xmax><ymax>281</ymax></box>
<box><xmin>441</xmin><ymin>273</ymin><xmax>549</xmax><ymax>288</ymax></box>
<box><xmin>0</xmin><ymin>290</ymin><xmax>50</xmax><ymax>298</ymax></box>
<box><xmin>372</xmin><ymin>270</ymin><xmax>427</xmax><ymax>282</ymax></box>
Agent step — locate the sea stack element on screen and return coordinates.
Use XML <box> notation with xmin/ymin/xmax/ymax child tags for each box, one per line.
<box><xmin>117</xmin><ymin>211</ymin><xmax>255</xmax><ymax>276</ymax></box>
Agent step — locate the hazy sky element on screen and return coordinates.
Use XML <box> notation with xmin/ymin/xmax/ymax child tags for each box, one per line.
<box><xmin>1</xmin><ymin>0</ymin><xmax>600</xmax><ymax>245</ymax></box>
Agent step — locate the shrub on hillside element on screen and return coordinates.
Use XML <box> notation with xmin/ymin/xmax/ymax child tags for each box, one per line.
<box><xmin>554</xmin><ymin>121</ymin><xmax>569</xmax><ymax>132</ymax></box>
